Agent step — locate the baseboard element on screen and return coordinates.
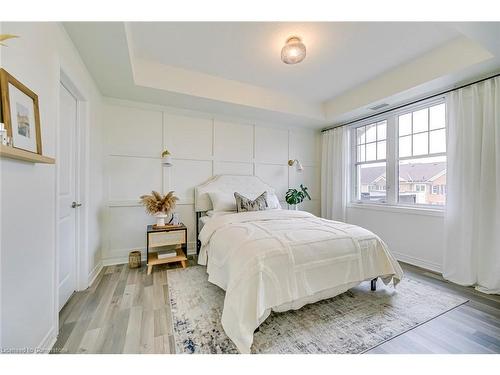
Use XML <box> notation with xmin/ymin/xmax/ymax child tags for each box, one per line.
<box><xmin>392</xmin><ymin>251</ymin><xmax>442</xmax><ymax>274</ymax></box>
<box><xmin>102</xmin><ymin>246</ymin><xmax>196</xmax><ymax>267</ymax></box>
<box><xmin>87</xmin><ymin>261</ymin><xmax>103</xmax><ymax>288</ymax></box>
<box><xmin>37</xmin><ymin>326</ymin><xmax>57</xmax><ymax>354</ymax></box>
<box><xmin>102</xmin><ymin>255</ymin><xmax>145</xmax><ymax>267</ymax></box>
<box><xmin>101</xmin><ymin>248</ymin><xmax>439</xmax><ymax>274</ymax></box>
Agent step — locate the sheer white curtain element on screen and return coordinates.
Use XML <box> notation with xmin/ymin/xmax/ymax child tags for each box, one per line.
<box><xmin>444</xmin><ymin>76</ymin><xmax>500</xmax><ymax>294</ymax></box>
<box><xmin>321</xmin><ymin>126</ymin><xmax>349</xmax><ymax>221</ymax></box>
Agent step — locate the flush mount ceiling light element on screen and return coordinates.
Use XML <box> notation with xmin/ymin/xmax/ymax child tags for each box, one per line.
<box><xmin>281</xmin><ymin>36</ymin><xmax>306</xmax><ymax>65</ymax></box>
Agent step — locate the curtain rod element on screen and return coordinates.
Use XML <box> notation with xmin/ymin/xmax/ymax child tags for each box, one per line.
<box><xmin>321</xmin><ymin>72</ymin><xmax>500</xmax><ymax>133</ymax></box>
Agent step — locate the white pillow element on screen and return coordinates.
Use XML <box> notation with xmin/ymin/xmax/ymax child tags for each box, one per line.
<box><xmin>209</xmin><ymin>191</ymin><xmax>237</xmax><ymax>212</ymax></box>
<box><xmin>209</xmin><ymin>190</ymin><xmax>282</xmax><ymax>212</ymax></box>
<box><xmin>266</xmin><ymin>191</ymin><xmax>282</xmax><ymax>210</ymax></box>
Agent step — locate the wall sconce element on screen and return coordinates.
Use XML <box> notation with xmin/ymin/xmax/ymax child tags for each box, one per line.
<box><xmin>288</xmin><ymin>159</ymin><xmax>304</xmax><ymax>172</ymax></box>
<box><xmin>161</xmin><ymin>149</ymin><xmax>173</xmax><ymax>167</ymax></box>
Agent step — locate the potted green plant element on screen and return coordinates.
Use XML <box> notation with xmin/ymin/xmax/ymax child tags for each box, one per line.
<box><xmin>285</xmin><ymin>184</ymin><xmax>311</xmax><ymax>210</ymax></box>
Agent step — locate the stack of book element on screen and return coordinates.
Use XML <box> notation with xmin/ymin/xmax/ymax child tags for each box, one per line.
<box><xmin>157</xmin><ymin>251</ymin><xmax>177</xmax><ymax>260</ymax></box>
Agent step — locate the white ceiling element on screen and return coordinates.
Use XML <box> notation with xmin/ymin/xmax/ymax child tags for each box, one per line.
<box><xmin>129</xmin><ymin>22</ymin><xmax>460</xmax><ymax>102</ymax></box>
<box><xmin>64</xmin><ymin>22</ymin><xmax>500</xmax><ymax>128</ymax></box>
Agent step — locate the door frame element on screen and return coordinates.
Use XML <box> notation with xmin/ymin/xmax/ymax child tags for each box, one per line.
<box><xmin>55</xmin><ymin>68</ymin><xmax>90</xmax><ymax>315</ymax></box>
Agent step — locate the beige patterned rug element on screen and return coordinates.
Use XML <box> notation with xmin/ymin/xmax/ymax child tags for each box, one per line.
<box><xmin>168</xmin><ymin>266</ymin><xmax>467</xmax><ymax>354</ymax></box>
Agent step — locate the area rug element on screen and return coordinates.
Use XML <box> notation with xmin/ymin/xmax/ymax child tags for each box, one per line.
<box><xmin>167</xmin><ymin>266</ymin><xmax>467</xmax><ymax>354</ymax></box>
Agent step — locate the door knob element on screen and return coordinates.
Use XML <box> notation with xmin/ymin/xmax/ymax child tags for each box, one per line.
<box><xmin>71</xmin><ymin>201</ymin><xmax>82</xmax><ymax>208</ymax></box>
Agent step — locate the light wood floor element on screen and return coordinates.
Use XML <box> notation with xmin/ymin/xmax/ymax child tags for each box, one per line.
<box><xmin>52</xmin><ymin>259</ymin><xmax>500</xmax><ymax>354</ymax></box>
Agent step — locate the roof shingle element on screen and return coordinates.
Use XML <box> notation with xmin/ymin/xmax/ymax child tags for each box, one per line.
<box><xmin>360</xmin><ymin>162</ymin><xmax>446</xmax><ymax>184</ymax></box>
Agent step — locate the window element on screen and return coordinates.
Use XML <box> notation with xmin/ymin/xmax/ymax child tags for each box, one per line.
<box><xmin>415</xmin><ymin>184</ymin><xmax>426</xmax><ymax>192</ymax></box>
<box><xmin>354</xmin><ymin>121</ymin><xmax>387</xmax><ymax>203</ymax></box>
<box><xmin>398</xmin><ymin>103</ymin><xmax>446</xmax><ymax>206</ymax></box>
<box><xmin>351</xmin><ymin>99</ymin><xmax>447</xmax><ymax>208</ymax></box>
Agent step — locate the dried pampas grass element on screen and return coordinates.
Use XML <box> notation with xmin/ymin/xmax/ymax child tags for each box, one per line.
<box><xmin>140</xmin><ymin>191</ymin><xmax>179</xmax><ymax>215</ymax></box>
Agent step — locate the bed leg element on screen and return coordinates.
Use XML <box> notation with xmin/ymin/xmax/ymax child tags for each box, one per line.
<box><xmin>371</xmin><ymin>278</ymin><xmax>377</xmax><ymax>291</ymax></box>
<box><xmin>196</xmin><ymin>212</ymin><xmax>201</xmax><ymax>255</ymax></box>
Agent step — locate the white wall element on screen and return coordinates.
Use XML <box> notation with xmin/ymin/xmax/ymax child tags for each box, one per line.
<box><xmin>102</xmin><ymin>99</ymin><xmax>321</xmax><ymax>264</ymax></box>
<box><xmin>0</xmin><ymin>22</ymin><xmax>104</xmax><ymax>351</ymax></box>
<box><xmin>347</xmin><ymin>206</ymin><xmax>444</xmax><ymax>272</ymax></box>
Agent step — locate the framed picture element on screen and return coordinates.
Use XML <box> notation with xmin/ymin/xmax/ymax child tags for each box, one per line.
<box><xmin>0</xmin><ymin>68</ymin><xmax>42</xmax><ymax>155</ymax></box>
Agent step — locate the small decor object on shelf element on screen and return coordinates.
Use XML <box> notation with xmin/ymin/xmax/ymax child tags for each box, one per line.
<box><xmin>157</xmin><ymin>251</ymin><xmax>177</xmax><ymax>260</ymax></box>
<box><xmin>285</xmin><ymin>184</ymin><xmax>311</xmax><ymax>210</ymax></box>
<box><xmin>161</xmin><ymin>148</ymin><xmax>173</xmax><ymax>166</ymax></box>
<box><xmin>128</xmin><ymin>250</ymin><xmax>141</xmax><ymax>269</ymax></box>
<box><xmin>0</xmin><ymin>123</ymin><xmax>8</xmax><ymax>145</ymax></box>
<box><xmin>139</xmin><ymin>190</ymin><xmax>179</xmax><ymax>227</ymax></box>
<box><xmin>0</xmin><ymin>68</ymin><xmax>43</xmax><ymax>155</ymax></box>
<box><xmin>167</xmin><ymin>212</ymin><xmax>180</xmax><ymax>225</ymax></box>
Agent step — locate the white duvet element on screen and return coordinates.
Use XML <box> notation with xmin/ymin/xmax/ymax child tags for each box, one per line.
<box><xmin>198</xmin><ymin>209</ymin><xmax>403</xmax><ymax>353</ymax></box>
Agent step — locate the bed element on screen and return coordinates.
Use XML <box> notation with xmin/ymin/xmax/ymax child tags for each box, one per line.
<box><xmin>194</xmin><ymin>175</ymin><xmax>404</xmax><ymax>353</ymax></box>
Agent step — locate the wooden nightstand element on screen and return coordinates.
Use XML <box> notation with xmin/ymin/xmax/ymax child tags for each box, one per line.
<box><xmin>146</xmin><ymin>224</ymin><xmax>188</xmax><ymax>275</ymax></box>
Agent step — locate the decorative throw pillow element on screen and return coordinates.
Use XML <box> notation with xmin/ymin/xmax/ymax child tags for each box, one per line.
<box><xmin>234</xmin><ymin>191</ymin><xmax>268</xmax><ymax>212</ymax></box>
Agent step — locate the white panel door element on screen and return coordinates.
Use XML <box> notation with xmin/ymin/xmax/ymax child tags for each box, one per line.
<box><xmin>58</xmin><ymin>83</ymin><xmax>78</xmax><ymax>311</ymax></box>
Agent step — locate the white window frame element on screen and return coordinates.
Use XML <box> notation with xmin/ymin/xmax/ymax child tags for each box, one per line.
<box><xmin>350</xmin><ymin>114</ymin><xmax>391</xmax><ymax>204</ymax></box>
<box><xmin>349</xmin><ymin>96</ymin><xmax>447</xmax><ymax>212</ymax></box>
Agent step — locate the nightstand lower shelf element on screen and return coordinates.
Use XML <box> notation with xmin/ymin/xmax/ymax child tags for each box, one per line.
<box><xmin>147</xmin><ymin>247</ymin><xmax>187</xmax><ymax>275</ymax></box>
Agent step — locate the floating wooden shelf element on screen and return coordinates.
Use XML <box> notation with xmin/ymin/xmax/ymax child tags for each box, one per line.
<box><xmin>0</xmin><ymin>144</ymin><xmax>55</xmax><ymax>164</ymax></box>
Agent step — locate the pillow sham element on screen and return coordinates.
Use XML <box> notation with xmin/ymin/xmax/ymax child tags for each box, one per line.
<box><xmin>209</xmin><ymin>190</ymin><xmax>281</xmax><ymax>212</ymax></box>
<box><xmin>265</xmin><ymin>191</ymin><xmax>282</xmax><ymax>209</ymax></box>
<box><xmin>234</xmin><ymin>191</ymin><xmax>268</xmax><ymax>212</ymax></box>
<box><xmin>209</xmin><ymin>191</ymin><xmax>237</xmax><ymax>212</ymax></box>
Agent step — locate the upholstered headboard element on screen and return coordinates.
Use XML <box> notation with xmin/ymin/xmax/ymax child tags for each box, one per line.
<box><xmin>194</xmin><ymin>175</ymin><xmax>277</xmax><ymax>212</ymax></box>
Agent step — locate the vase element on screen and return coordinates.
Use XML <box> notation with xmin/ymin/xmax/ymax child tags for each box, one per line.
<box><xmin>154</xmin><ymin>213</ymin><xmax>169</xmax><ymax>226</ymax></box>
<box><xmin>289</xmin><ymin>204</ymin><xmax>300</xmax><ymax>210</ymax></box>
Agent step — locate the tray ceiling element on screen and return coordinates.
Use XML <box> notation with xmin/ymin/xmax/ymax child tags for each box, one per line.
<box><xmin>64</xmin><ymin>22</ymin><xmax>500</xmax><ymax>127</ymax></box>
